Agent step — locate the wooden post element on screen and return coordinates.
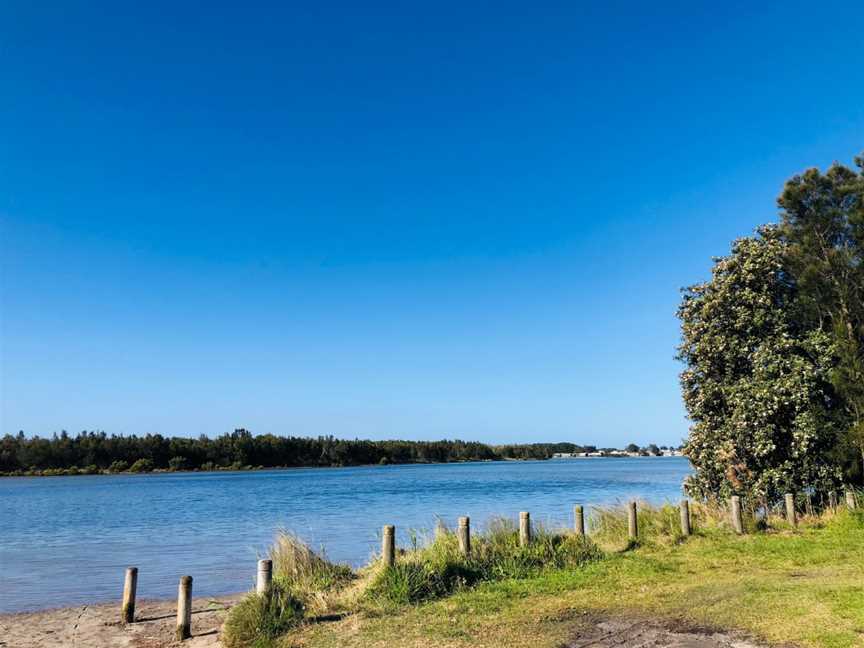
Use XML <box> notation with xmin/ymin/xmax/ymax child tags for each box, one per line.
<box><xmin>574</xmin><ymin>505</ymin><xmax>585</xmax><ymax>536</ymax></box>
<box><xmin>785</xmin><ymin>493</ymin><xmax>796</xmax><ymax>527</ymax></box>
<box><xmin>680</xmin><ymin>499</ymin><xmax>691</xmax><ymax>537</ymax></box>
<box><xmin>256</xmin><ymin>559</ymin><xmax>272</xmax><ymax>596</ymax></box>
<box><xmin>382</xmin><ymin>525</ymin><xmax>395</xmax><ymax>567</ymax></box>
<box><xmin>846</xmin><ymin>491</ymin><xmax>856</xmax><ymax>510</ymax></box>
<box><xmin>176</xmin><ymin>575</ymin><xmax>192</xmax><ymax>641</ymax></box>
<box><xmin>731</xmin><ymin>496</ymin><xmax>744</xmax><ymax>534</ymax></box>
<box><xmin>458</xmin><ymin>516</ymin><xmax>471</xmax><ymax>555</ymax></box>
<box><xmin>121</xmin><ymin>566</ymin><xmax>138</xmax><ymax>624</ymax></box>
<box><xmin>519</xmin><ymin>511</ymin><xmax>531</xmax><ymax>546</ymax></box>
<box><xmin>628</xmin><ymin>501</ymin><xmax>638</xmax><ymax>541</ymax></box>
<box><xmin>828</xmin><ymin>490</ymin><xmax>838</xmax><ymax>511</ymax></box>
<box><xmin>805</xmin><ymin>492</ymin><xmax>814</xmax><ymax>517</ymax></box>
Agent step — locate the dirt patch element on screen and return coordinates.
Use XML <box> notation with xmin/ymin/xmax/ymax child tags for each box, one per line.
<box><xmin>563</xmin><ymin>616</ymin><xmax>772</xmax><ymax>648</ymax></box>
<box><xmin>0</xmin><ymin>595</ymin><xmax>240</xmax><ymax>648</ymax></box>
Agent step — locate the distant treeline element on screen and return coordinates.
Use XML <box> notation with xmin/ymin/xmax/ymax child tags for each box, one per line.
<box><xmin>0</xmin><ymin>431</ymin><xmax>607</xmax><ymax>476</ymax></box>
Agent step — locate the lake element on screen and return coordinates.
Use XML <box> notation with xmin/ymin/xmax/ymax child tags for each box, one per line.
<box><xmin>0</xmin><ymin>457</ymin><xmax>691</xmax><ymax>613</ymax></box>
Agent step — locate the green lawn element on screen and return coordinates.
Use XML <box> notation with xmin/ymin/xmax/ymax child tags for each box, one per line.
<box><xmin>288</xmin><ymin>511</ymin><xmax>864</xmax><ymax>648</ymax></box>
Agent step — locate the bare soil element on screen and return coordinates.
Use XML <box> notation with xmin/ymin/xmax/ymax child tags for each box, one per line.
<box><xmin>564</xmin><ymin>616</ymin><xmax>772</xmax><ymax>648</ymax></box>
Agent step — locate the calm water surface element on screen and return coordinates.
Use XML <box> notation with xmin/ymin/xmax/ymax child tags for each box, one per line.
<box><xmin>0</xmin><ymin>457</ymin><xmax>690</xmax><ymax>612</ymax></box>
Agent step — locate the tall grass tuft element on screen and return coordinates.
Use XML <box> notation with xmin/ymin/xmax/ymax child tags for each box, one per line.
<box><xmin>222</xmin><ymin>533</ymin><xmax>354</xmax><ymax>647</ymax></box>
<box><xmin>222</xmin><ymin>583</ymin><xmax>304</xmax><ymax>648</ymax></box>
<box><xmin>270</xmin><ymin>531</ymin><xmax>353</xmax><ymax>608</ymax></box>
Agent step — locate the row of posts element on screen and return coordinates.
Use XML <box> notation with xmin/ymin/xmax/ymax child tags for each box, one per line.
<box><xmin>380</xmin><ymin>489</ymin><xmax>858</xmax><ymax>565</ymax></box>
<box><xmin>120</xmin><ymin>569</ymin><xmax>193</xmax><ymax>640</ymax></box>
<box><xmin>729</xmin><ymin>489</ymin><xmax>856</xmax><ymax>534</ymax></box>
<box><xmin>119</xmin><ymin>490</ymin><xmax>858</xmax><ymax>636</ymax></box>
<box><xmin>379</xmin><ymin>502</ymin><xmax>680</xmax><ymax>567</ymax></box>
<box><xmin>120</xmin><ymin>561</ymin><xmax>275</xmax><ymax>641</ymax></box>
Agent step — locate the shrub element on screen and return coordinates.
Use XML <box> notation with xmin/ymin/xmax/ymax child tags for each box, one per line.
<box><xmin>222</xmin><ymin>584</ymin><xmax>304</xmax><ymax>648</ymax></box>
<box><xmin>168</xmin><ymin>456</ymin><xmax>187</xmax><ymax>471</ymax></box>
<box><xmin>128</xmin><ymin>459</ymin><xmax>154</xmax><ymax>473</ymax></box>
<box><xmin>108</xmin><ymin>460</ymin><xmax>128</xmax><ymax>473</ymax></box>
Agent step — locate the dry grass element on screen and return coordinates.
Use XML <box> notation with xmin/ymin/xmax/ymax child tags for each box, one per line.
<box><xmin>269</xmin><ymin>532</ymin><xmax>354</xmax><ymax>613</ymax></box>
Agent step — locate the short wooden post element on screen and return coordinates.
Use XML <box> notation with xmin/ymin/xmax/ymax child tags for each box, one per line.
<box><xmin>256</xmin><ymin>559</ymin><xmax>272</xmax><ymax>596</ymax></box>
<box><xmin>828</xmin><ymin>490</ymin><xmax>838</xmax><ymax>511</ymax></box>
<box><xmin>805</xmin><ymin>492</ymin><xmax>814</xmax><ymax>517</ymax></box>
<box><xmin>574</xmin><ymin>505</ymin><xmax>585</xmax><ymax>536</ymax></box>
<box><xmin>176</xmin><ymin>575</ymin><xmax>192</xmax><ymax>641</ymax></box>
<box><xmin>121</xmin><ymin>566</ymin><xmax>138</xmax><ymax>624</ymax></box>
<box><xmin>680</xmin><ymin>499</ymin><xmax>691</xmax><ymax>536</ymax></box>
<box><xmin>627</xmin><ymin>501</ymin><xmax>638</xmax><ymax>541</ymax></box>
<box><xmin>846</xmin><ymin>491</ymin><xmax>856</xmax><ymax>510</ymax></box>
<box><xmin>382</xmin><ymin>525</ymin><xmax>395</xmax><ymax>567</ymax></box>
<box><xmin>785</xmin><ymin>493</ymin><xmax>796</xmax><ymax>527</ymax></box>
<box><xmin>458</xmin><ymin>516</ymin><xmax>471</xmax><ymax>555</ymax></box>
<box><xmin>731</xmin><ymin>495</ymin><xmax>744</xmax><ymax>534</ymax></box>
<box><xmin>519</xmin><ymin>511</ymin><xmax>531</xmax><ymax>546</ymax></box>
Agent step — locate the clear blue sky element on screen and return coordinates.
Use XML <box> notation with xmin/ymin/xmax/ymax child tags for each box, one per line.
<box><xmin>1</xmin><ymin>1</ymin><xmax>862</xmax><ymax>447</ymax></box>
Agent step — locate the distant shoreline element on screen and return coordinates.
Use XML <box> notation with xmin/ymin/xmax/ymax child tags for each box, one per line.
<box><xmin>0</xmin><ymin>454</ymin><xmax>687</xmax><ymax>479</ymax></box>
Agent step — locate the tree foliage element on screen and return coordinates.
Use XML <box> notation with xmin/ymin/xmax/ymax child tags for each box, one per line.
<box><xmin>0</xmin><ymin>429</ymin><xmax>500</xmax><ymax>475</ymax></box>
<box><xmin>0</xmin><ymin>431</ymin><xmax>618</xmax><ymax>475</ymax></box>
<box><xmin>678</xmin><ymin>227</ymin><xmax>842</xmax><ymax>502</ymax></box>
<box><xmin>778</xmin><ymin>157</ymin><xmax>864</xmax><ymax>477</ymax></box>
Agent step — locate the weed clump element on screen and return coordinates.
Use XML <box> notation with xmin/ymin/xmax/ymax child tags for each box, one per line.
<box><xmin>222</xmin><ymin>532</ymin><xmax>353</xmax><ymax>647</ymax></box>
<box><xmin>222</xmin><ymin>583</ymin><xmax>304</xmax><ymax>648</ymax></box>
<box><xmin>270</xmin><ymin>531</ymin><xmax>353</xmax><ymax>608</ymax></box>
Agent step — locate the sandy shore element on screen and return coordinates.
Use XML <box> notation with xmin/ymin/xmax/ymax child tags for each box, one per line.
<box><xmin>0</xmin><ymin>595</ymin><xmax>241</xmax><ymax>648</ymax></box>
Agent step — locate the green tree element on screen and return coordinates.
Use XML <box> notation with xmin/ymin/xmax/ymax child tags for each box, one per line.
<box><xmin>168</xmin><ymin>456</ymin><xmax>188</xmax><ymax>471</ymax></box>
<box><xmin>778</xmin><ymin>155</ymin><xmax>864</xmax><ymax>479</ymax></box>
<box><xmin>678</xmin><ymin>227</ymin><xmax>841</xmax><ymax>502</ymax></box>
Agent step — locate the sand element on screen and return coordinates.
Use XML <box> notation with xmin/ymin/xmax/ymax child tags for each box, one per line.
<box><xmin>0</xmin><ymin>595</ymin><xmax>240</xmax><ymax>648</ymax></box>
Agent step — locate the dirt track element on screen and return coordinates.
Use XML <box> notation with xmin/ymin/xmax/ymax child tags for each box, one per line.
<box><xmin>565</xmin><ymin>616</ymin><xmax>769</xmax><ymax>648</ymax></box>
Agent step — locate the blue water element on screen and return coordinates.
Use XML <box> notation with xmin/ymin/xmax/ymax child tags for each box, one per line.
<box><xmin>0</xmin><ymin>457</ymin><xmax>690</xmax><ymax>613</ymax></box>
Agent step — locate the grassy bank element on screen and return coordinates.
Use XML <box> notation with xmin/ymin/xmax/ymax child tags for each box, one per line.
<box><xmin>225</xmin><ymin>504</ymin><xmax>864</xmax><ymax>648</ymax></box>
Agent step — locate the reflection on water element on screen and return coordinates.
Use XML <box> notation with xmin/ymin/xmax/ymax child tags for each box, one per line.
<box><xmin>0</xmin><ymin>457</ymin><xmax>690</xmax><ymax>612</ymax></box>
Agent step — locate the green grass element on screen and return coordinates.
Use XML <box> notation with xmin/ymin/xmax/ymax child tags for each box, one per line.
<box><xmin>363</xmin><ymin>519</ymin><xmax>601</xmax><ymax>606</ymax></box>
<box><xmin>222</xmin><ymin>583</ymin><xmax>305</xmax><ymax>648</ymax></box>
<box><xmin>227</xmin><ymin>506</ymin><xmax>864</xmax><ymax>648</ymax></box>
